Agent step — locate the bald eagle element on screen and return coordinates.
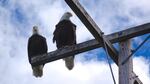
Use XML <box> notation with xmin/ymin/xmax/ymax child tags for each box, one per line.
<box><xmin>28</xmin><ymin>26</ymin><xmax>48</xmax><ymax>77</ymax></box>
<box><xmin>53</xmin><ymin>12</ymin><xmax>77</xmax><ymax>70</ymax></box>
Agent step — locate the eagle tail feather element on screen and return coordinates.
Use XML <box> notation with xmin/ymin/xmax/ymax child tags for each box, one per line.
<box><xmin>63</xmin><ymin>56</ymin><xmax>74</xmax><ymax>70</ymax></box>
<box><xmin>32</xmin><ymin>65</ymin><xmax>44</xmax><ymax>77</ymax></box>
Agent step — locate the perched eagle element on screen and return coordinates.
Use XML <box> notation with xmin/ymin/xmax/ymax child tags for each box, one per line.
<box><xmin>27</xmin><ymin>26</ymin><xmax>48</xmax><ymax>77</ymax></box>
<box><xmin>53</xmin><ymin>12</ymin><xmax>77</xmax><ymax>70</ymax></box>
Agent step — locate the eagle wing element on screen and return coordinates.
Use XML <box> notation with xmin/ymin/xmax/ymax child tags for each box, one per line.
<box><xmin>53</xmin><ymin>20</ymin><xmax>76</xmax><ymax>48</ymax></box>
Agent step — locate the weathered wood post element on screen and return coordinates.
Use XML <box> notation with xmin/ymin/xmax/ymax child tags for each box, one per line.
<box><xmin>119</xmin><ymin>39</ymin><xmax>133</xmax><ymax>84</ymax></box>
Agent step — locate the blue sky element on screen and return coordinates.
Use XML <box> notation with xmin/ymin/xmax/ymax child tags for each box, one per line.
<box><xmin>79</xmin><ymin>0</ymin><xmax>150</xmax><ymax>62</ymax></box>
<box><xmin>0</xmin><ymin>0</ymin><xmax>150</xmax><ymax>84</ymax></box>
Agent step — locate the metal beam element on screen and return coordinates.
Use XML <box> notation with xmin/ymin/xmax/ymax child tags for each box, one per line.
<box><xmin>107</xmin><ymin>23</ymin><xmax>150</xmax><ymax>43</ymax></box>
<box><xmin>65</xmin><ymin>0</ymin><xmax>103</xmax><ymax>39</ymax></box>
<box><xmin>31</xmin><ymin>23</ymin><xmax>150</xmax><ymax>66</ymax></box>
<box><xmin>132</xmin><ymin>73</ymin><xmax>143</xmax><ymax>84</ymax></box>
<box><xmin>119</xmin><ymin>40</ymin><xmax>133</xmax><ymax>84</ymax></box>
<box><xmin>65</xmin><ymin>0</ymin><xmax>118</xmax><ymax>59</ymax></box>
<box><xmin>31</xmin><ymin>23</ymin><xmax>150</xmax><ymax>83</ymax></box>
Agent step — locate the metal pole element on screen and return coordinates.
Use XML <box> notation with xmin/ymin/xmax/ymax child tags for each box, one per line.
<box><xmin>119</xmin><ymin>39</ymin><xmax>133</xmax><ymax>84</ymax></box>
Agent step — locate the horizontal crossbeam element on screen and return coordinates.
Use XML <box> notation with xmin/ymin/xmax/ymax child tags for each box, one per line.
<box><xmin>65</xmin><ymin>0</ymin><xmax>118</xmax><ymax>59</ymax></box>
<box><xmin>31</xmin><ymin>23</ymin><xmax>149</xmax><ymax>84</ymax></box>
<box><xmin>31</xmin><ymin>23</ymin><xmax>150</xmax><ymax>66</ymax></box>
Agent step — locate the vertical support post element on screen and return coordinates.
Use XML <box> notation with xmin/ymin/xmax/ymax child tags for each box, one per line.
<box><xmin>119</xmin><ymin>39</ymin><xmax>133</xmax><ymax>84</ymax></box>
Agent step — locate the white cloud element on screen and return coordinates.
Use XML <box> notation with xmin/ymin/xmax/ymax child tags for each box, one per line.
<box><xmin>133</xmin><ymin>57</ymin><xmax>150</xmax><ymax>84</ymax></box>
<box><xmin>80</xmin><ymin>0</ymin><xmax>150</xmax><ymax>34</ymax></box>
<box><xmin>0</xmin><ymin>56</ymin><xmax>149</xmax><ymax>84</ymax></box>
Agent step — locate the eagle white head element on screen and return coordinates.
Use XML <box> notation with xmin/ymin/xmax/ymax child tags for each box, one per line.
<box><xmin>32</xmin><ymin>26</ymin><xmax>39</xmax><ymax>35</ymax></box>
<box><xmin>60</xmin><ymin>12</ymin><xmax>73</xmax><ymax>21</ymax></box>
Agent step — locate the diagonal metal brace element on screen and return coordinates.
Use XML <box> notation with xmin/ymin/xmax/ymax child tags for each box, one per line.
<box><xmin>65</xmin><ymin>0</ymin><xmax>118</xmax><ymax>62</ymax></box>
